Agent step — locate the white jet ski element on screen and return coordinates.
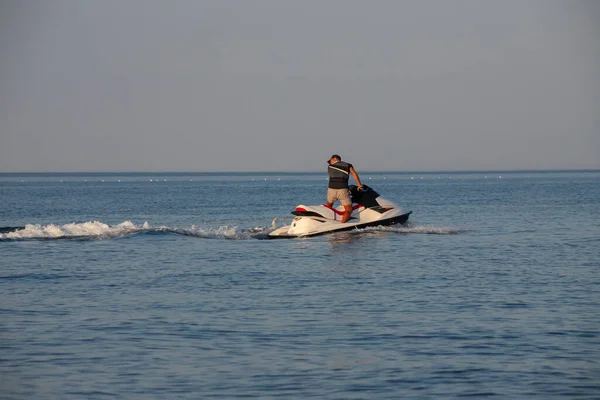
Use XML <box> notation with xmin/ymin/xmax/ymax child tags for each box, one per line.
<box><xmin>268</xmin><ymin>185</ymin><xmax>411</xmax><ymax>239</ymax></box>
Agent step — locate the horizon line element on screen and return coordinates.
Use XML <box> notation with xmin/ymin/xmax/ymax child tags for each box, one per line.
<box><xmin>1</xmin><ymin>168</ymin><xmax>599</xmax><ymax>175</ymax></box>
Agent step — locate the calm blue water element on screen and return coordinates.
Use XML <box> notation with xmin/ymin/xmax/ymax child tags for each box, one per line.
<box><xmin>1</xmin><ymin>171</ymin><xmax>599</xmax><ymax>399</ymax></box>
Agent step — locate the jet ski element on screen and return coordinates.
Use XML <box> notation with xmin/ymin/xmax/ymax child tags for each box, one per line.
<box><xmin>268</xmin><ymin>185</ymin><xmax>411</xmax><ymax>238</ymax></box>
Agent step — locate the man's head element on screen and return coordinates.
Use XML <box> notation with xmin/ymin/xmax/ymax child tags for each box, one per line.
<box><xmin>328</xmin><ymin>154</ymin><xmax>341</xmax><ymax>164</ymax></box>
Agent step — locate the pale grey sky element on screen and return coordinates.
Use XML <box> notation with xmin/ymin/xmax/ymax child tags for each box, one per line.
<box><xmin>1</xmin><ymin>0</ymin><xmax>598</xmax><ymax>172</ymax></box>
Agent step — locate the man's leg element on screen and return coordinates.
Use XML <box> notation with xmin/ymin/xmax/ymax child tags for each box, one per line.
<box><xmin>339</xmin><ymin>188</ymin><xmax>353</xmax><ymax>223</ymax></box>
<box><xmin>326</xmin><ymin>188</ymin><xmax>336</xmax><ymax>209</ymax></box>
<box><xmin>341</xmin><ymin>204</ymin><xmax>352</xmax><ymax>223</ymax></box>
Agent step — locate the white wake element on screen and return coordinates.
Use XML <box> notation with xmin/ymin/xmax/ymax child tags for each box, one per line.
<box><xmin>0</xmin><ymin>221</ymin><xmax>148</xmax><ymax>240</ymax></box>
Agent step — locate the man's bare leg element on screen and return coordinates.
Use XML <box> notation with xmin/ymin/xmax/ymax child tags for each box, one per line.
<box><xmin>341</xmin><ymin>204</ymin><xmax>352</xmax><ymax>223</ymax></box>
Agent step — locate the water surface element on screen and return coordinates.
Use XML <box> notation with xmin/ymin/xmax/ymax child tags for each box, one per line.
<box><xmin>1</xmin><ymin>171</ymin><xmax>599</xmax><ymax>399</ymax></box>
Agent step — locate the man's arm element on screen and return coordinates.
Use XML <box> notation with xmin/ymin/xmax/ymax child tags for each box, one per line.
<box><xmin>349</xmin><ymin>167</ymin><xmax>363</xmax><ymax>189</ymax></box>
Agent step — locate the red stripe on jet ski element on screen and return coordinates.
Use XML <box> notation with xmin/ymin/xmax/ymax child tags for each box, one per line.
<box><xmin>322</xmin><ymin>205</ymin><xmax>344</xmax><ymax>215</ymax></box>
<box><xmin>322</xmin><ymin>204</ymin><xmax>363</xmax><ymax>215</ymax></box>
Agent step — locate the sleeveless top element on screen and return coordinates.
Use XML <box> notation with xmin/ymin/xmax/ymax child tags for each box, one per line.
<box><xmin>328</xmin><ymin>161</ymin><xmax>353</xmax><ymax>189</ymax></box>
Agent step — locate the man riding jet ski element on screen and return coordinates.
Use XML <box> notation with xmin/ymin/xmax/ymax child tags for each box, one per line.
<box><xmin>268</xmin><ymin>185</ymin><xmax>411</xmax><ymax>238</ymax></box>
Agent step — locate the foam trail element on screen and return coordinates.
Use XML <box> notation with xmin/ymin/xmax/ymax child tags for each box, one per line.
<box><xmin>347</xmin><ymin>224</ymin><xmax>469</xmax><ymax>236</ymax></box>
<box><xmin>0</xmin><ymin>220</ymin><xmax>274</xmax><ymax>241</ymax></box>
<box><xmin>370</xmin><ymin>224</ymin><xmax>471</xmax><ymax>235</ymax></box>
<box><xmin>170</xmin><ymin>225</ymin><xmax>268</xmax><ymax>240</ymax></box>
<box><xmin>0</xmin><ymin>221</ymin><xmax>148</xmax><ymax>240</ymax></box>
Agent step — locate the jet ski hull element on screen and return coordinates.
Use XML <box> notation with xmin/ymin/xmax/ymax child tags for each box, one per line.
<box><xmin>268</xmin><ymin>185</ymin><xmax>411</xmax><ymax>239</ymax></box>
<box><xmin>268</xmin><ymin>211</ymin><xmax>412</xmax><ymax>239</ymax></box>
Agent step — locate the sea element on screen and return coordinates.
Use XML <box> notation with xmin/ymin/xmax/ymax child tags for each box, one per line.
<box><xmin>1</xmin><ymin>170</ymin><xmax>599</xmax><ymax>399</ymax></box>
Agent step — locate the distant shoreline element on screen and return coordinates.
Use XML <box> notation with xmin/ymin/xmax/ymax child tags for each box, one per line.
<box><xmin>1</xmin><ymin>169</ymin><xmax>598</xmax><ymax>176</ymax></box>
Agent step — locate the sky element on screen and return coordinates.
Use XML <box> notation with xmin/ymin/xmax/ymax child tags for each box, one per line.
<box><xmin>0</xmin><ymin>0</ymin><xmax>598</xmax><ymax>172</ymax></box>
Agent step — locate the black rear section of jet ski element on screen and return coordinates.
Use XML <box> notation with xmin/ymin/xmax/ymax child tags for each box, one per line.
<box><xmin>350</xmin><ymin>186</ymin><xmax>398</xmax><ymax>214</ymax></box>
<box><xmin>350</xmin><ymin>185</ymin><xmax>380</xmax><ymax>208</ymax></box>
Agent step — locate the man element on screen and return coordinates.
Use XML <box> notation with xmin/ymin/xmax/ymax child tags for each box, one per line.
<box><xmin>327</xmin><ymin>154</ymin><xmax>364</xmax><ymax>223</ymax></box>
